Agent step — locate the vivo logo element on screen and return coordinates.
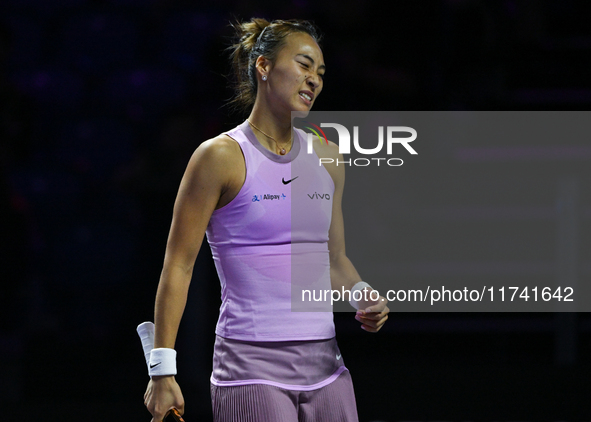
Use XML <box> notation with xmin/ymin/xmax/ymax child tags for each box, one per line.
<box><xmin>308</xmin><ymin>192</ymin><xmax>331</xmax><ymax>200</ymax></box>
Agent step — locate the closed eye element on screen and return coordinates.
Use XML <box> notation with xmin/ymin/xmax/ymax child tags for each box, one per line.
<box><xmin>298</xmin><ymin>60</ymin><xmax>324</xmax><ymax>80</ymax></box>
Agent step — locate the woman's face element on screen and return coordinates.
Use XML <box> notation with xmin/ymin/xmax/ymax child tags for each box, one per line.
<box><xmin>260</xmin><ymin>32</ymin><xmax>325</xmax><ymax>113</ymax></box>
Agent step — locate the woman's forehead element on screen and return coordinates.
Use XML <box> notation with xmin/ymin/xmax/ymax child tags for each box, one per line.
<box><xmin>282</xmin><ymin>32</ymin><xmax>324</xmax><ymax>62</ymax></box>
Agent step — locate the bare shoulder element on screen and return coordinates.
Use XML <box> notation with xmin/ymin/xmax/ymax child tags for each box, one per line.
<box><xmin>191</xmin><ymin>134</ymin><xmax>241</xmax><ymax>164</ymax></box>
<box><xmin>186</xmin><ymin>134</ymin><xmax>242</xmax><ymax>175</ymax></box>
<box><xmin>312</xmin><ymin>137</ymin><xmax>340</xmax><ymax>160</ymax></box>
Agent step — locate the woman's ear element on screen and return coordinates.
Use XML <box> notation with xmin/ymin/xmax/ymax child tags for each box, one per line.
<box><xmin>255</xmin><ymin>55</ymin><xmax>272</xmax><ymax>79</ymax></box>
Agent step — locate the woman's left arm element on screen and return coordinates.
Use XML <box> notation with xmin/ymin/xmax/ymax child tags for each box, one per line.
<box><xmin>321</xmin><ymin>141</ymin><xmax>390</xmax><ymax>333</ymax></box>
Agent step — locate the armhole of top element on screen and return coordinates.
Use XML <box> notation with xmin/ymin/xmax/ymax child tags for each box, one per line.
<box><xmin>312</xmin><ymin>145</ymin><xmax>336</xmax><ymax>192</ymax></box>
<box><xmin>211</xmin><ymin>134</ymin><xmax>249</xmax><ymax>214</ymax></box>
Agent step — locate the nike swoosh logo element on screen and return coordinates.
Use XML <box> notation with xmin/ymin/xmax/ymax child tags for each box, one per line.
<box><xmin>336</xmin><ymin>354</ymin><xmax>342</xmax><ymax>360</ymax></box>
<box><xmin>282</xmin><ymin>176</ymin><xmax>298</xmax><ymax>185</ymax></box>
<box><xmin>150</xmin><ymin>362</ymin><xmax>161</xmax><ymax>368</ymax></box>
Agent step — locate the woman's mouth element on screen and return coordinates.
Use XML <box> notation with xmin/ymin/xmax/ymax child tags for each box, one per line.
<box><xmin>299</xmin><ymin>91</ymin><xmax>313</xmax><ymax>105</ymax></box>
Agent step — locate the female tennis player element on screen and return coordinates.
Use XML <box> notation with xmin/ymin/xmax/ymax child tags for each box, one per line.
<box><xmin>143</xmin><ymin>18</ymin><xmax>390</xmax><ymax>422</ymax></box>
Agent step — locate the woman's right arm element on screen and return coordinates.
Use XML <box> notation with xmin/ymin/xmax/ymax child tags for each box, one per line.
<box><xmin>144</xmin><ymin>135</ymin><xmax>241</xmax><ymax>421</ymax></box>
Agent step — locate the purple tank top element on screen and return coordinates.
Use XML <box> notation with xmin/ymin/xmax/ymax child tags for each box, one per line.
<box><xmin>205</xmin><ymin>120</ymin><xmax>336</xmax><ymax>341</ymax></box>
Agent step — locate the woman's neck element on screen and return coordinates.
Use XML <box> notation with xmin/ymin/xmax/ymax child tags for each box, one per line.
<box><xmin>247</xmin><ymin>104</ymin><xmax>294</xmax><ymax>154</ymax></box>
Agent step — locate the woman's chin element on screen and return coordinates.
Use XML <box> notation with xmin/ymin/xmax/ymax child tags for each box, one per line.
<box><xmin>292</xmin><ymin>109</ymin><xmax>310</xmax><ymax>118</ymax></box>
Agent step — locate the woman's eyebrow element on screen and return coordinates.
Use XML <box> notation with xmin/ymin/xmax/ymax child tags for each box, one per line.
<box><xmin>296</xmin><ymin>54</ymin><xmax>326</xmax><ymax>70</ymax></box>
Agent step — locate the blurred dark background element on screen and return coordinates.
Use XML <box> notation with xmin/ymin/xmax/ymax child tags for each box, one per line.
<box><xmin>1</xmin><ymin>0</ymin><xmax>590</xmax><ymax>420</ymax></box>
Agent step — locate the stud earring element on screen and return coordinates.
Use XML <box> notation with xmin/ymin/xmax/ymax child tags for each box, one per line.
<box><xmin>262</xmin><ymin>75</ymin><xmax>267</xmax><ymax>81</ymax></box>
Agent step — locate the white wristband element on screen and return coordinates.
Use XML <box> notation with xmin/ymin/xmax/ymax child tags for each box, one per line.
<box><xmin>349</xmin><ymin>281</ymin><xmax>373</xmax><ymax>310</ymax></box>
<box><xmin>148</xmin><ymin>348</ymin><xmax>177</xmax><ymax>377</ymax></box>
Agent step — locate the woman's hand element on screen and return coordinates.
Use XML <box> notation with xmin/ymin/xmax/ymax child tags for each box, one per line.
<box><xmin>355</xmin><ymin>292</ymin><xmax>389</xmax><ymax>333</ymax></box>
<box><xmin>144</xmin><ymin>375</ymin><xmax>185</xmax><ymax>422</ymax></box>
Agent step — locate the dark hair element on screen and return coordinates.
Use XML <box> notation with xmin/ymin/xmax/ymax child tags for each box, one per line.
<box><xmin>227</xmin><ymin>17</ymin><xmax>323</xmax><ymax>113</ymax></box>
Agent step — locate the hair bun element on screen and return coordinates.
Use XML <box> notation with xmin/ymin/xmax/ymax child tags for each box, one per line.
<box><xmin>236</xmin><ymin>18</ymin><xmax>271</xmax><ymax>53</ymax></box>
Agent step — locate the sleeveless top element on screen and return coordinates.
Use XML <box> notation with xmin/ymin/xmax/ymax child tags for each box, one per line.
<box><xmin>205</xmin><ymin>120</ymin><xmax>336</xmax><ymax>341</ymax></box>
